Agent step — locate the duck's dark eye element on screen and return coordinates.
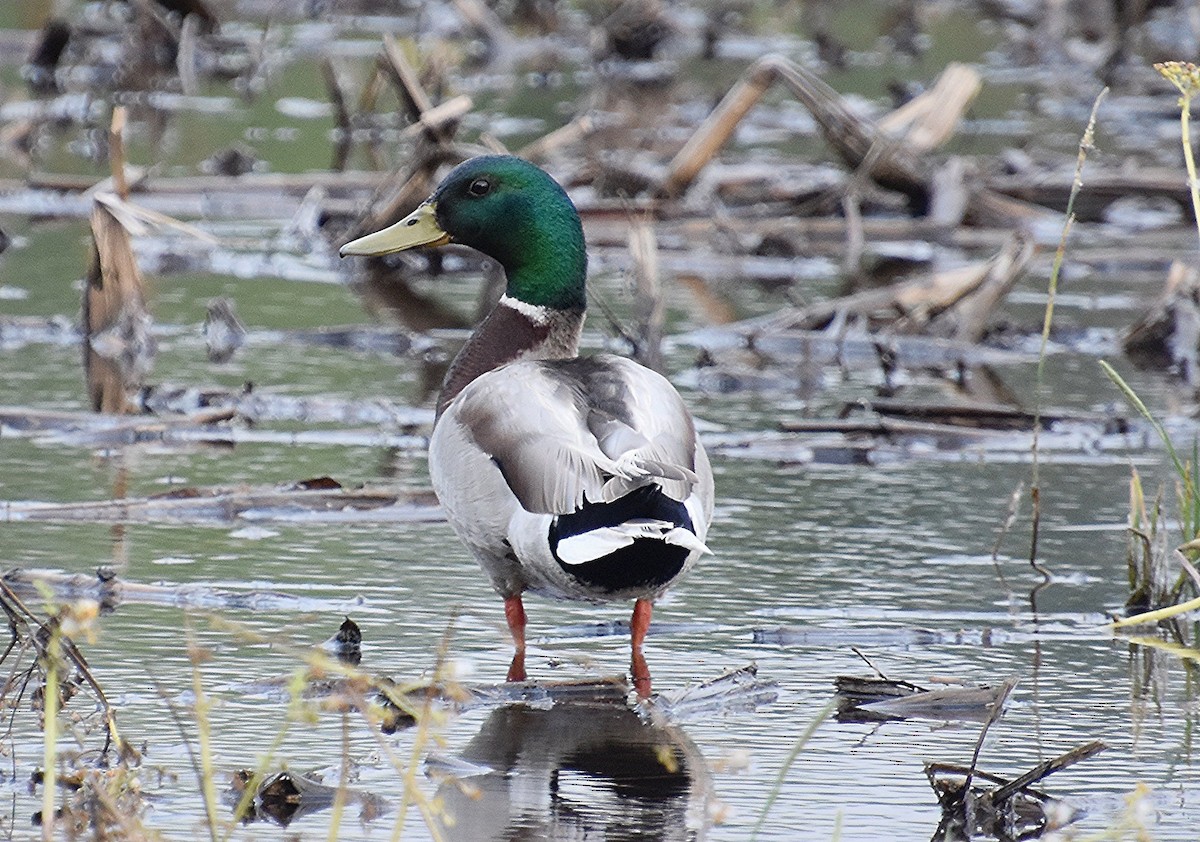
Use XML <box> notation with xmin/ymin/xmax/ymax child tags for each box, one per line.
<box><xmin>468</xmin><ymin>178</ymin><xmax>491</xmax><ymax>197</ymax></box>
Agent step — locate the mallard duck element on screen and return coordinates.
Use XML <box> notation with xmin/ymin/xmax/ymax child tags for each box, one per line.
<box><xmin>341</xmin><ymin>155</ymin><xmax>713</xmax><ymax>695</ymax></box>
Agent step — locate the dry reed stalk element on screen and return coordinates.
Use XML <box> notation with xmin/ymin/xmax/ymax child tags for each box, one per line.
<box><xmin>629</xmin><ymin>218</ymin><xmax>664</xmax><ymax>372</ymax></box>
<box><xmin>108</xmin><ymin>106</ymin><xmax>129</xmax><ymax>201</ymax></box>
<box><xmin>1029</xmin><ymin>88</ymin><xmax>1107</xmax><ymax>579</ymax></box>
<box><xmin>83</xmin><ymin>198</ymin><xmax>152</xmax><ymax>413</ymax></box>
<box><xmin>40</xmin><ymin>628</ymin><xmax>59</xmax><ymax>842</ymax></box>
<box><xmin>186</xmin><ymin>630</ymin><xmax>220</xmax><ymax>842</ymax></box>
<box><xmin>519</xmin><ymin>114</ymin><xmax>596</xmax><ymax>161</ymax></box>
<box><xmin>877</xmin><ymin>62</ymin><xmax>981</xmax><ymax>152</ymax></box>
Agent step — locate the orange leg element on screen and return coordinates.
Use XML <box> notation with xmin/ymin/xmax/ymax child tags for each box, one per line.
<box><xmin>504</xmin><ymin>594</ymin><xmax>527</xmax><ymax>683</ymax></box>
<box><xmin>630</xmin><ymin>598</ymin><xmax>653</xmax><ymax>699</ymax></box>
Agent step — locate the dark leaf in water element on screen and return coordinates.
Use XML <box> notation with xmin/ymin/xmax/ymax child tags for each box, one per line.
<box><xmin>290</xmin><ymin>477</ymin><xmax>344</xmax><ymax>491</ymax></box>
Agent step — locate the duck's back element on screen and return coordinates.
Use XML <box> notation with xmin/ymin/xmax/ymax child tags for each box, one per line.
<box><xmin>429</xmin><ymin>354</ymin><xmax>713</xmax><ymax>598</ymax></box>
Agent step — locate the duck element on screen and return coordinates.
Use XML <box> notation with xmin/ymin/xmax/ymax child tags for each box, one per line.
<box><xmin>340</xmin><ymin>155</ymin><xmax>713</xmax><ymax>696</ymax></box>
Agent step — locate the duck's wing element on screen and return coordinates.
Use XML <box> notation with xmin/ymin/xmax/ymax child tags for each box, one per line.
<box><xmin>571</xmin><ymin>355</ymin><xmax>701</xmax><ymax>504</ymax></box>
<box><xmin>446</xmin><ymin>356</ymin><xmax>703</xmax><ymax>516</ymax></box>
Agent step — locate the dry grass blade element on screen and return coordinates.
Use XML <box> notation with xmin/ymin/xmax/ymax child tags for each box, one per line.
<box><xmin>1029</xmin><ymin>87</ymin><xmax>1107</xmax><ymax>579</ymax></box>
<box><xmin>749</xmin><ymin>696</ymin><xmax>837</xmax><ymax>841</ymax></box>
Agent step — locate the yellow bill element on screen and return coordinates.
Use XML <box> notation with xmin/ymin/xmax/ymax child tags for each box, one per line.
<box><xmin>339</xmin><ymin>201</ymin><xmax>450</xmax><ymax>257</ymax></box>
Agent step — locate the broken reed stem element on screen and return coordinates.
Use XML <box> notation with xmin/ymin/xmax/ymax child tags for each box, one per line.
<box><xmin>1028</xmin><ymin>88</ymin><xmax>1107</xmax><ymax>580</ymax></box>
<box><xmin>750</xmin><ymin>696</ymin><xmax>837</xmax><ymax>842</ymax></box>
<box><xmin>393</xmin><ymin>622</ymin><xmax>456</xmax><ymax>842</ymax></box>
<box><xmin>327</xmin><ymin>713</ymin><xmax>351</xmax><ymax>842</ymax></box>
<box><xmin>188</xmin><ymin>628</ymin><xmax>221</xmax><ymax>842</ymax></box>
<box><xmin>961</xmin><ymin>677</ymin><xmax>1018</xmax><ymax>799</ymax></box>
<box><xmin>40</xmin><ymin>627</ymin><xmax>59</xmax><ymax>842</ymax></box>
<box><xmin>219</xmin><ymin>671</ymin><xmax>298</xmax><ymax>842</ymax></box>
<box><xmin>109</xmin><ymin>106</ymin><xmax>129</xmax><ymax>202</ymax></box>
<box><xmin>1112</xmin><ymin>595</ymin><xmax>1200</xmax><ymax>628</ymax></box>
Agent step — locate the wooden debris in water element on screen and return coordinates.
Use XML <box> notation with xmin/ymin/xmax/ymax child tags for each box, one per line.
<box><xmin>648</xmin><ymin>665</ymin><xmax>779</xmax><ymax>722</ymax></box>
<box><xmin>845</xmin><ymin>398</ymin><xmax>1128</xmax><ymax>433</ymax></box>
<box><xmin>228</xmin><ymin>768</ymin><xmax>383</xmax><ymax>827</ymax></box>
<box><xmin>0</xmin><ymin>403</ymin><xmax>430</xmax><ymax>451</ymax></box>
<box><xmin>875</xmin><ymin>63</ymin><xmax>982</xmax><ymax>154</ymax></box>
<box><xmin>656</xmin><ymin>54</ymin><xmax>1039</xmax><ymax>228</ymax></box>
<box><xmin>732</xmin><ymin>233</ymin><xmax>1032</xmax><ymax>339</ymax></box>
<box><xmin>2</xmin><ymin>566</ymin><xmax>370</xmax><ymax>614</ymax></box>
<box><xmin>378</xmin><ymin>35</ymin><xmax>463</xmax><ymax>146</ymax></box>
<box><xmin>1</xmin><ymin>477</ymin><xmax>441</xmax><ymax>526</ymax></box>
<box><xmin>834</xmin><ymin>675</ymin><xmax>1013</xmax><ymax>723</ymax></box>
<box><xmin>925</xmin><ymin>740</ymin><xmax>1107</xmax><ymax>840</ymax></box>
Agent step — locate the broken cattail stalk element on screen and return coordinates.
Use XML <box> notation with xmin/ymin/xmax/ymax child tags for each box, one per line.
<box><xmin>660</xmin><ymin>54</ymin><xmax>927</xmax><ymax>207</ymax></box>
<box><xmin>749</xmin><ymin>234</ymin><xmax>1029</xmax><ymax>338</ymax></box>
<box><xmin>322</xmin><ymin>57</ymin><xmax>352</xmax><ymax>171</ymax></box>
<box><xmin>108</xmin><ymin>106</ymin><xmax>129</xmax><ymax>202</ymax></box>
<box><xmin>877</xmin><ymin>62</ymin><xmax>982</xmax><ymax>153</ymax></box>
<box><xmin>989</xmin><ymin>740</ymin><xmax>1108</xmax><ymax>805</ymax></box>
<box><xmin>1122</xmin><ymin>260</ymin><xmax>1200</xmax><ymax>380</ymax></box>
<box><xmin>519</xmin><ymin>114</ymin><xmax>596</xmax><ymax>162</ymax></box>
<box><xmin>935</xmin><ymin>231</ymin><xmax>1034</xmax><ymax>343</ymax></box>
<box><xmin>659</xmin><ymin>61</ymin><xmax>778</xmax><ymax>198</ymax></box>
<box><xmin>380</xmin><ymin>34</ymin><xmax>436</xmax><ymax>121</ymax></box>
<box><xmin>659</xmin><ymin>54</ymin><xmax>1038</xmax><ymax>227</ymax></box>
<box><xmin>449</xmin><ymin>0</ymin><xmax>516</xmax><ymax>59</ymax></box>
<box><xmin>83</xmin><ymin>197</ymin><xmax>154</xmax><ymax>413</ymax></box>
<box><xmin>323</xmin><ymin>57</ymin><xmax>351</xmax><ymax>134</ymax></box>
<box><xmin>176</xmin><ymin>12</ymin><xmax>201</xmax><ymax>96</ymax></box>
<box><xmin>629</xmin><ymin>218</ymin><xmax>664</xmax><ymax>372</ymax></box>
<box><xmin>398</xmin><ymin>95</ymin><xmax>473</xmax><ymax>141</ymax></box>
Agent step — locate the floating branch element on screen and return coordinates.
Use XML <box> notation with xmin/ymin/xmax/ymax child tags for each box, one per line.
<box><xmin>1</xmin><ymin>478</ymin><xmax>441</xmax><ymax>526</ymax></box>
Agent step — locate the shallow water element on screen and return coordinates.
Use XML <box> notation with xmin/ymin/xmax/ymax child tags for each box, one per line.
<box><xmin>2</xmin><ymin>1</ymin><xmax>1200</xmax><ymax>839</ymax></box>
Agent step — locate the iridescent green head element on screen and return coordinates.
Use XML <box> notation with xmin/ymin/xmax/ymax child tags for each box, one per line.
<box><xmin>341</xmin><ymin>155</ymin><xmax>587</xmax><ymax>311</ymax></box>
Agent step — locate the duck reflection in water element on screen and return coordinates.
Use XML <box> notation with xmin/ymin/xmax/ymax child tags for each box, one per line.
<box><xmin>432</xmin><ymin>700</ymin><xmax>715</xmax><ymax>840</ymax></box>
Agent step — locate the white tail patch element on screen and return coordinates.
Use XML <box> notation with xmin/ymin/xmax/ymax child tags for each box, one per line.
<box><xmin>556</xmin><ymin>519</ymin><xmax>710</xmax><ymax>565</ymax></box>
<box><xmin>663</xmin><ymin>527</ymin><xmax>712</xmax><ymax>556</ymax></box>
